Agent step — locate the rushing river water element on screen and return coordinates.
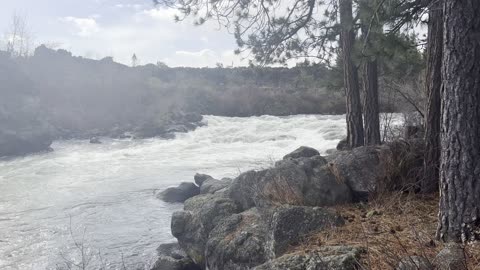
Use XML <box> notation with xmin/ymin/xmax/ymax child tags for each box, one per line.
<box><xmin>0</xmin><ymin>114</ymin><xmax>350</xmax><ymax>269</ymax></box>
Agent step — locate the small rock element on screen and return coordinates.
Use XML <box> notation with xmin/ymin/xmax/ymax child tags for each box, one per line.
<box><xmin>157</xmin><ymin>182</ymin><xmax>200</xmax><ymax>203</ymax></box>
<box><xmin>89</xmin><ymin>137</ymin><xmax>102</xmax><ymax>144</ymax></box>
<box><xmin>396</xmin><ymin>256</ymin><xmax>433</xmax><ymax>270</ymax></box>
<box><xmin>194</xmin><ymin>173</ymin><xmax>213</xmax><ymax>186</ymax></box>
<box><xmin>151</xmin><ymin>242</ymin><xmax>201</xmax><ymax>270</ymax></box>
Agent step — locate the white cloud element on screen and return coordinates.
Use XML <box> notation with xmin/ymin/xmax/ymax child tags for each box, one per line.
<box><xmin>60</xmin><ymin>16</ymin><xmax>100</xmax><ymax>37</ymax></box>
<box><xmin>115</xmin><ymin>4</ymin><xmax>144</xmax><ymax>10</ymax></box>
<box><xmin>141</xmin><ymin>8</ymin><xmax>179</xmax><ymax>21</ymax></box>
<box><xmin>51</xmin><ymin>6</ymin><xmax>250</xmax><ymax>67</ymax></box>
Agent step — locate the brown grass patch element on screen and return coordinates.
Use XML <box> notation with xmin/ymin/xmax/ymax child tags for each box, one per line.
<box><xmin>291</xmin><ymin>192</ymin><xmax>480</xmax><ymax>269</ymax></box>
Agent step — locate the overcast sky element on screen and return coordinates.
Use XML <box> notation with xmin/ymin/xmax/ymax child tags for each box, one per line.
<box><xmin>0</xmin><ymin>0</ymin><xmax>250</xmax><ymax>67</ymax></box>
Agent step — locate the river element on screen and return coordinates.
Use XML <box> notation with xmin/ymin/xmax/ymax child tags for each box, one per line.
<box><xmin>0</xmin><ymin>114</ymin><xmax>349</xmax><ymax>269</ymax></box>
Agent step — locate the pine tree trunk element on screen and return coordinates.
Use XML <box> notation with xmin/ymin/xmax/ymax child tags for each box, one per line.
<box><xmin>422</xmin><ymin>1</ymin><xmax>443</xmax><ymax>194</ymax></box>
<box><xmin>437</xmin><ymin>0</ymin><xmax>480</xmax><ymax>243</ymax></box>
<box><xmin>340</xmin><ymin>0</ymin><xmax>364</xmax><ymax>148</ymax></box>
<box><xmin>362</xmin><ymin>47</ymin><xmax>381</xmax><ymax>145</ymax></box>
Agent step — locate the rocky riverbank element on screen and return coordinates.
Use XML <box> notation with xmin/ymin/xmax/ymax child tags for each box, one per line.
<box><xmin>153</xmin><ymin>139</ymin><xmax>457</xmax><ymax>270</ymax></box>
<box><xmin>0</xmin><ymin>111</ymin><xmax>203</xmax><ymax>158</ymax></box>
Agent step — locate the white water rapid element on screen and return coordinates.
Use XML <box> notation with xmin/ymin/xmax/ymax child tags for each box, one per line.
<box><xmin>0</xmin><ymin>114</ymin><xmax>360</xmax><ymax>269</ymax></box>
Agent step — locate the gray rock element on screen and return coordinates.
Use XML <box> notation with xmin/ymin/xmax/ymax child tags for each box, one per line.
<box><xmin>433</xmin><ymin>243</ymin><xmax>467</xmax><ymax>270</ymax></box>
<box><xmin>275</xmin><ymin>155</ymin><xmax>327</xmax><ymax>173</ymax></box>
<box><xmin>327</xmin><ymin>145</ymin><xmax>383</xmax><ymax>201</ymax></box>
<box><xmin>230</xmin><ymin>157</ymin><xmax>351</xmax><ymax>210</ymax></box>
<box><xmin>303</xmin><ymin>165</ymin><xmax>352</xmax><ymax>206</ymax></box>
<box><xmin>151</xmin><ymin>242</ymin><xmax>201</xmax><ymax>270</ymax></box>
<box><xmin>228</xmin><ymin>170</ymin><xmax>267</xmax><ymax>210</ymax></box>
<box><xmin>194</xmin><ymin>173</ymin><xmax>213</xmax><ymax>186</ymax></box>
<box><xmin>200</xmin><ymin>177</ymin><xmax>232</xmax><ymax>194</ymax></box>
<box><xmin>266</xmin><ymin>205</ymin><xmax>344</xmax><ymax>257</ymax></box>
<box><xmin>203</xmin><ymin>205</ymin><xmax>344</xmax><ymax>270</ymax></box>
<box><xmin>157</xmin><ymin>182</ymin><xmax>200</xmax><ymax>203</ymax></box>
<box><xmin>325</xmin><ymin>148</ymin><xmax>337</xmax><ymax>155</ymax></box>
<box><xmin>171</xmin><ymin>193</ymin><xmax>241</xmax><ymax>266</ymax></box>
<box><xmin>229</xmin><ymin>162</ymin><xmax>309</xmax><ymax>209</ymax></box>
<box><xmin>205</xmin><ymin>208</ymin><xmax>268</xmax><ymax>270</ymax></box>
<box><xmin>89</xmin><ymin>136</ymin><xmax>102</xmax><ymax>144</ymax></box>
<box><xmin>396</xmin><ymin>256</ymin><xmax>433</xmax><ymax>270</ymax></box>
<box><xmin>254</xmin><ymin>246</ymin><xmax>363</xmax><ymax>270</ymax></box>
<box><xmin>336</xmin><ymin>138</ymin><xmax>349</xmax><ymax>151</ymax></box>
<box><xmin>283</xmin><ymin>146</ymin><xmax>320</xmax><ymax>160</ymax></box>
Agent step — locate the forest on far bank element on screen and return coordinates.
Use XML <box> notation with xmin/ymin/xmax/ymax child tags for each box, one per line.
<box><xmin>0</xmin><ymin>40</ymin><xmax>423</xmax><ymax>140</ymax></box>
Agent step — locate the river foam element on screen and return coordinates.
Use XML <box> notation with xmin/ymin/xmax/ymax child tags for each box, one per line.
<box><xmin>0</xmin><ymin>114</ymin><xmax>359</xmax><ymax>269</ymax></box>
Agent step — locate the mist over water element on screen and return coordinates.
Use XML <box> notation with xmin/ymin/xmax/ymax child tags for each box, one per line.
<box><xmin>0</xmin><ymin>114</ymin><xmax>349</xmax><ymax>269</ymax></box>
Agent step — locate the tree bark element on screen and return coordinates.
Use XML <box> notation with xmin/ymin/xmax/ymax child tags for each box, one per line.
<box><xmin>340</xmin><ymin>0</ymin><xmax>364</xmax><ymax>148</ymax></box>
<box><xmin>422</xmin><ymin>1</ymin><xmax>443</xmax><ymax>194</ymax></box>
<box><xmin>361</xmin><ymin>30</ymin><xmax>381</xmax><ymax>145</ymax></box>
<box><xmin>437</xmin><ymin>0</ymin><xmax>480</xmax><ymax>243</ymax></box>
<box><xmin>362</xmin><ymin>60</ymin><xmax>380</xmax><ymax>145</ymax></box>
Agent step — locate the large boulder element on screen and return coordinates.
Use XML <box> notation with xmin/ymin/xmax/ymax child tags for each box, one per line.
<box><xmin>253</xmin><ymin>246</ymin><xmax>363</xmax><ymax>270</ymax></box>
<box><xmin>327</xmin><ymin>145</ymin><xmax>384</xmax><ymax>201</ymax></box>
<box><xmin>266</xmin><ymin>205</ymin><xmax>344</xmax><ymax>257</ymax></box>
<box><xmin>205</xmin><ymin>208</ymin><xmax>268</xmax><ymax>270</ymax></box>
<box><xmin>303</xmin><ymin>163</ymin><xmax>352</xmax><ymax>207</ymax></box>
<box><xmin>229</xmin><ymin>162</ymin><xmax>308</xmax><ymax>209</ymax></box>
<box><xmin>275</xmin><ymin>154</ymin><xmax>327</xmax><ymax>172</ymax></box>
<box><xmin>283</xmin><ymin>146</ymin><xmax>320</xmax><ymax>160</ymax></box>
<box><xmin>230</xmin><ymin>155</ymin><xmax>352</xmax><ymax>210</ymax></box>
<box><xmin>171</xmin><ymin>193</ymin><xmax>241</xmax><ymax>267</ymax></box>
<box><xmin>275</xmin><ymin>153</ymin><xmax>352</xmax><ymax>206</ymax></box>
<box><xmin>200</xmin><ymin>177</ymin><xmax>232</xmax><ymax>194</ymax></box>
<box><xmin>157</xmin><ymin>182</ymin><xmax>200</xmax><ymax>203</ymax></box>
<box><xmin>336</xmin><ymin>138</ymin><xmax>349</xmax><ymax>151</ymax></box>
<box><xmin>228</xmin><ymin>170</ymin><xmax>266</xmax><ymax>210</ymax></box>
<box><xmin>327</xmin><ymin>140</ymin><xmax>425</xmax><ymax>200</ymax></box>
<box><xmin>151</xmin><ymin>242</ymin><xmax>201</xmax><ymax>270</ymax></box>
<box><xmin>203</xmin><ymin>205</ymin><xmax>344</xmax><ymax>270</ymax></box>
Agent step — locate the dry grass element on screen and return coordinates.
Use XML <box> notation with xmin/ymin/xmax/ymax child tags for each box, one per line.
<box><xmin>291</xmin><ymin>192</ymin><xmax>480</xmax><ymax>269</ymax></box>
